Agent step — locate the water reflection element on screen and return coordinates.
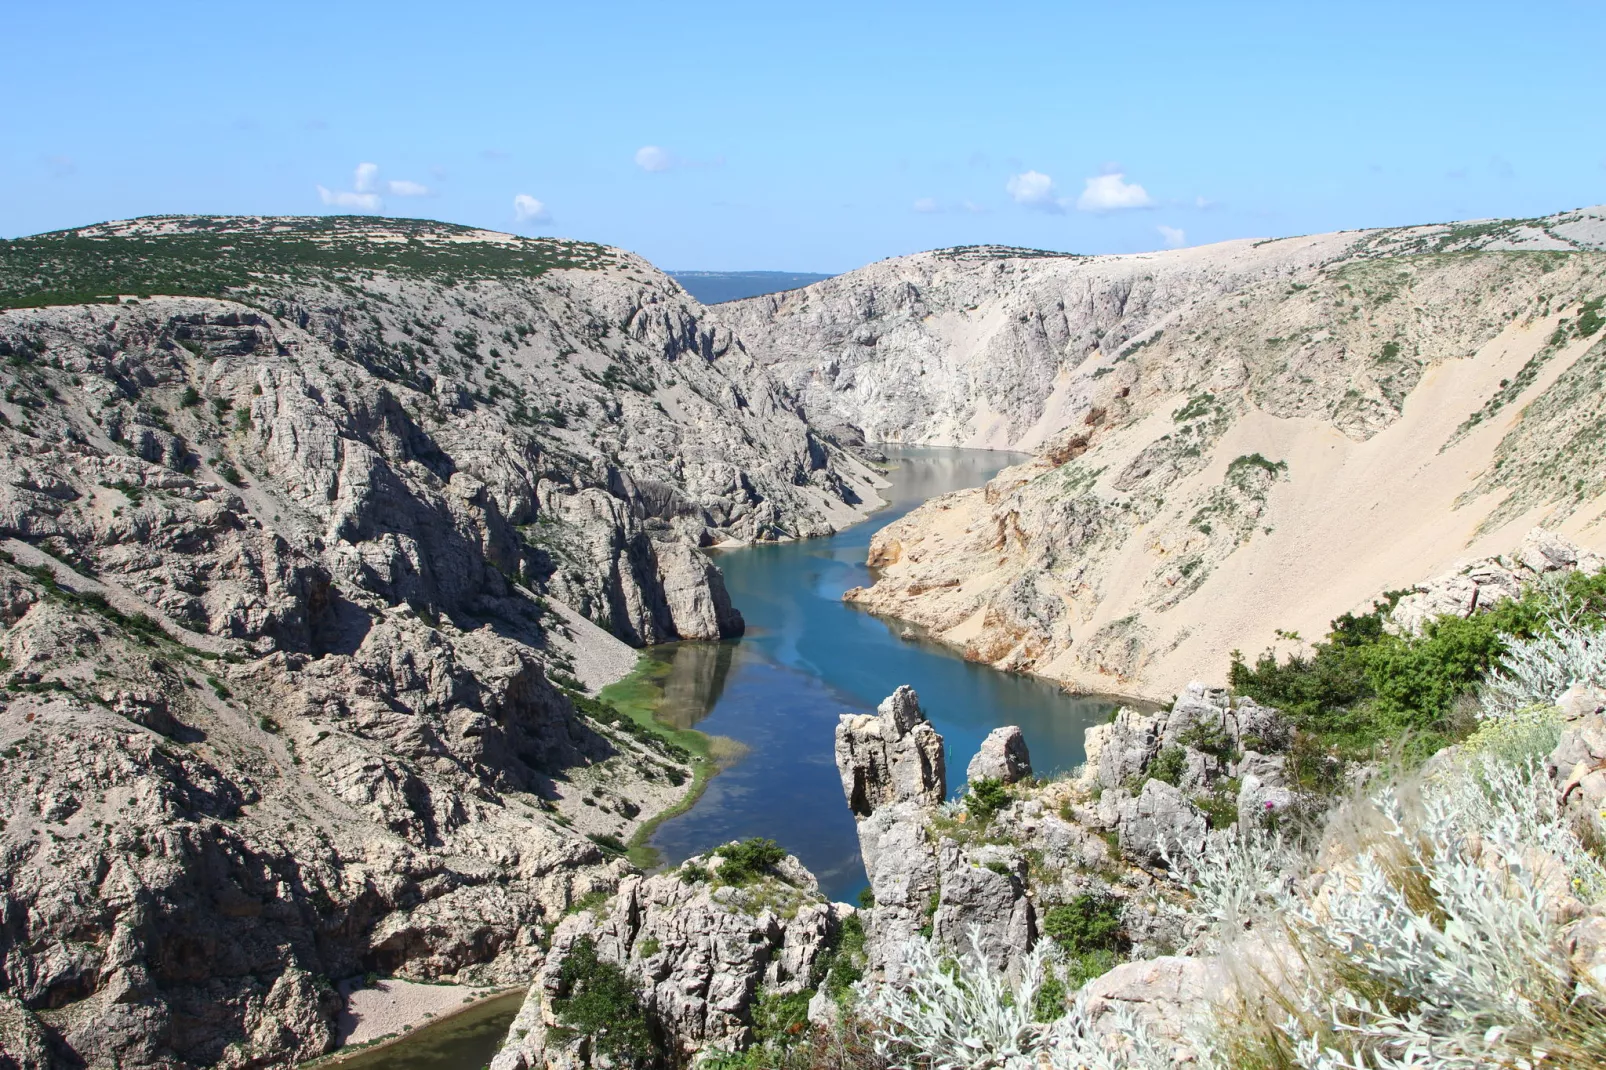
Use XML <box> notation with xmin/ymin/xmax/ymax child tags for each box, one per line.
<box><xmin>648</xmin><ymin>448</ymin><xmax>1125</xmax><ymax>901</ymax></box>
<box><xmin>650</xmin><ymin>640</ymin><xmax>739</xmax><ymax>730</ymax></box>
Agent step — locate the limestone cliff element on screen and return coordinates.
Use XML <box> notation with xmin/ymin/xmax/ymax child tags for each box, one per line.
<box><xmin>0</xmin><ymin>216</ymin><xmax>882</xmax><ymax>1066</ymax></box>
<box><xmin>719</xmin><ymin>206</ymin><xmax>1606</xmax><ymax>698</ymax></box>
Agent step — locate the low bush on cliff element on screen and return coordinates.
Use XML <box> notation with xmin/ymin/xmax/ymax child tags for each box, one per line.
<box><xmin>715</xmin><ymin>837</ymin><xmax>787</xmax><ymax>886</ymax></box>
<box><xmin>550</xmin><ymin>935</ymin><xmax>661</xmax><ymax>1066</ymax></box>
<box><xmin>1229</xmin><ymin>570</ymin><xmax>1606</xmax><ymax>768</ymax></box>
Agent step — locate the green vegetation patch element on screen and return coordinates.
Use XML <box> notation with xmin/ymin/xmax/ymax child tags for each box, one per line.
<box><xmin>1229</xmin><ymin>570</ymin><xmax>1606</xmax><ymax>777</ymax></box>
<box><xmin>550</xmin><ymin>936</ymin><xmax>659</xmax><ymax>1066</ymax></box>
<box><xmin>1035</xmin><ymin>894</ymin><xmax>1129</xmax><ymax>1017</ymax></box>
<box><xmin>587</xmin><ymin>654</ymin><xmax>723</xmax><ymax>869</ymax></box>
<box><xmin>0</xmin><ymin>215</ymin><xmax>614</xmax><ymax>310</ymax></box>
<box><xmin>714</xmin><ymin>837</ymin><xmax>787</xmax><ymax>887</ymax></box>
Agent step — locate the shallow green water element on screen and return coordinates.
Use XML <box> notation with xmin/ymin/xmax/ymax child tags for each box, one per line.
<box><xmin>323</xmin><ymin>991</ymin><xmax>524</xmax><ymax>1070</ymax></box>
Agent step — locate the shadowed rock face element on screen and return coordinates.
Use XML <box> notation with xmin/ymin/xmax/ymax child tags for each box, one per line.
<box><xmin>0</xmin><ymin>216</ymin><xmax>885</xmax><ymax>1067</ymax></box>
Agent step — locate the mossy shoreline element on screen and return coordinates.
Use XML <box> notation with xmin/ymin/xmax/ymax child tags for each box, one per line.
<box><xmin>593</xmin><ymin>652</ymin><xmax>728</xmax><ymax>870</ymax></box>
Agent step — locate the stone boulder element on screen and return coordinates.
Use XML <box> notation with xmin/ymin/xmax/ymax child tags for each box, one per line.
<box><xmin>966</xmin><ymin>725</ymin><xmax>1033</xmax><ymax>784</ymax></box>
<box><xmin>1116</xmin><ymin>780</ymin><xmax>1206</xmax><ymax>866</ymax></box>
<box><xmin>1083</xmin><ymin>955</ymin><xmax>1223</xmax><ymax>1051</ymax></box>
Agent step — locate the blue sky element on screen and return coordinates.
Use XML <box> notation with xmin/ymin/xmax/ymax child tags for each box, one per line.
<box><xmin>4</xmin><ymin>1</ymin><xmax>1603</xmax><ymax>271</ymax></box>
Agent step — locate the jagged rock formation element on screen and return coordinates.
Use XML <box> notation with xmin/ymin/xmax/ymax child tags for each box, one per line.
<box><xmin>836</xmin><ymin>675</ymin><xmax>1606</xmax><ymax>1059</ymax></box>
<box><xmin>0</xmin><ymin>216</ymin><xmax>884</xmax><ymax>1067</ymax></box>
<box><xmin>835</xmin><ymin>684</ymin><xmax>1295</xmax><ymax>978</ymax></box>
<box><xmin>719</xmin><ymin>206</ymin><xmax>1606</xmax><ymax>698</ymax></box>
<box><xmin>965</xmin><ymin>725</ymin><xmax>1032</xmax><ymax>784</ymax></box>
<box><xmin>831</xmin><ymin>685</ymin><xmax>1240</xmax><ymax>1042</ymax></box>
<box><xmin>490</xmin><ymin>848</ymin><xmax>844</xmax><ymax>1069</ymax></box>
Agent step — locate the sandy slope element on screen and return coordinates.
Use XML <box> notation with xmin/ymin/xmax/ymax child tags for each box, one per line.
<box><xmin>829</xmin><ymin>213</ymin><xmax>1606</xmax><ymax>700</ymax></box>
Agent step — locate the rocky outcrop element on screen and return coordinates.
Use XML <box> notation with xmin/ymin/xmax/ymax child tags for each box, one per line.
<box><xmin>1082</xmin><ymin>682</ymin><xmax>1298</xmax><ymax>844</ymax></box>
<box><xmin>1390</xmin><ymin>528</ymin><xmax>1606</xmax><ymax>635</ymax></box>
<box><xmin>0</xmin><ymin>216</ymin><xmax>887</xmax><ymax>1067</ymax></box>
<box><xmin>792</xmin><ymin>208</ymin><xmax>1606</xmax><ymax>699</ymax></box>
<box><xmin>491</xmin><ymin>848</ymin><xmax>843</xmax><ymax>1069</ymax></box>
<box><xmin>1549</xmin><ymin>684</ymin><xmax>1606</xmax><ymax>831</ymax></box>
<box><xmin>835</xmin><ymin>685</ymin><xmax>947</xmax><ymax>816</ymax></box>
<box><xmin>965</xmin><ymin>725</ymin><xmax>1032</xmax><ymax>784</ymax></box>
<box><xmin>833</xmin><ymin>687</ymin><xmax>948</xmax><ymax>977</ymax></box>
<box><xmin>833</xmin><ymin>683</ymin><xmax>1295</xmax><ymax>983</ymax></box>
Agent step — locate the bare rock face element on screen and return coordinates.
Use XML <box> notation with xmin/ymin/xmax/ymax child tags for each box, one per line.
<box><xmin>930</xmin><ymin>843</ymin><xmax>1035</xmax><ymax>970</ymax></box>
<box><xmin>834</xmin><ymin>687</ymin><xmax>948</xmax><ymax>977</ymax></box>
<box><xmin>0</xmin><ymin>216</ymin><xmax>886</xmax><ymax>1067</ymax></box>
<box><xmin>1116</xmin><ymin>780</ymin><xmax>1207</xmax><ymax>866</ymax></box>
<box><xmin>0</xmin><ymin>995</ymin><xmax>53</xmax><ymax>1070</ymax></box>
<box><xmin>965</xmin><ymin>725</ymin><xmax>1032</xmax><ymax>784</ymax></box>
<box><xmin>491</xmin><ymin>850</ymin><xmax>841</xmax><ymax>1069</ymax></box>
<box><xmin>835</xmin><ymin>685</ymin><xmax>947</xmax><ymax>816</ymax></box>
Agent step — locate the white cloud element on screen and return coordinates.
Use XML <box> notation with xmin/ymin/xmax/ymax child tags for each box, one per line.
<box><xmin>386</xmin><ymin>179</ymin><xmax>431</xmax><ymax>196</ymax></box>
<box><xmin>513</xmin><ymin>194</ymin><xmax>551</xmax><ymax>224</ymax></box>
<box><xmin>913</xmin><ymin>197</ymin><xmax>940</xmax><ymax>213</ymax></box>
<box><xmin>1157</xmin><ymin>225</ymin><xmax>1187</xmax><ymax>248</ymax></box>
<box><xmin>316</xmin><ymin>185</ymin><xmax>381</xmax><ymax>211</ymax></box>
<box><xmin>962</xmin><ymin>200</ymin><xmax>988</xmax><ymax>214</ymax></box>
<box><xmin>1006</xmin><ymin>170</ymin><xmax>1064</xmax><ymax>212</ymax></box>
<box><xmin>1077</xmin><ymin>172</ymin><xmax>1153</xmax><ymax>211</ymax></box>
<box><xmin>353</xmin><ymin>162</ymin><xmax>379</xmax><ymax>193</ymax></box>
<box><xmin>635</xmin><ymin>145</ymin><xmax>674</xmax><ymax>173</ymax></box>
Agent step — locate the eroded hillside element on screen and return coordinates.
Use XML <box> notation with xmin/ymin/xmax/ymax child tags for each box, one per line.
<box><xmin>0</xmin><ymin>216</ymin><xmax>882</xmax><ymax>1066</ymax></box>
<box><xmin>718</xmin><ymin>208</ymin><xmax>1606</xmax><ymax>698</ymax></box>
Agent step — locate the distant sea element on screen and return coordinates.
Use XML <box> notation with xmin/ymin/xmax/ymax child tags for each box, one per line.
<box><xmin>668</xmin><ymin>270</ymin><xmax>833</xmax><ymax>305</ymax></box>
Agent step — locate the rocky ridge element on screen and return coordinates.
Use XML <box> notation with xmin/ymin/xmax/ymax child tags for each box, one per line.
<box><xmin>491</xmin><ymin>848</ymin><xmax>844</xmax><ymax>1070</ymax></box>
<box><xmin>0</xmin><ymin>216</ymin><xmax>884</xmax><ymax>1067</ymax></box>
<box><xmin>731</xmin><ymin>206</ymin><xmax>1606</xmax><ymax>697</ymax></box>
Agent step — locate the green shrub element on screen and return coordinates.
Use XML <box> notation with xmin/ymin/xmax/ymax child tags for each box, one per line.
<box><xmin>1578</xmin><ymin>296</ymin><xmax>1603</xmax><ymax>339</ymax></box>
<box><xmin>179</xmin><ymin>386</ymin><xmax>201</xmax><ymax>408</ymax></box>
<box><xmin>715</xmin><ymin>837</ymin><xmax>786</xmax><ymax>886</ymax></box>
<box><xmin>1041</xmin><ymin>894</ymin><xmax>1127</xmax><ymax>957</ymax></box>
<box><xmin>820</xmin><ymin>912</ymin><xmax>866</xmax><ymax>1004</ymax></box>
<box><xmin>551</xmin><ymin>936</ymin><xmax>658</xmax><ymax>1066</ymax></box>
<box><xmin>1228</xmin><ymin>574</ymin><xmax>1606</xmax><ymax>773</ymax></box>
<box><xmin>1144</xmin><ymin>745</ymin><xmax>1187</xmax><ymax>787</ymax></box>
<box><xmin>751</xmin><ymin>988</ymin><xmax>812</xmax><ymax>1047</ymax></box>
<box><xmin>1193</xmin><ymin>785</ymin><xmax>1240</xmax><ymax>830</ymax></box>
<box><xmin>589</xmin><ymin>833</ymin><xmax>627</xmax><ymax>855</ymax></box>
<box><xmin>966</xmin><ymin>777</ymin><xmax>1010</xmax><ymax>820</ymax></box>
